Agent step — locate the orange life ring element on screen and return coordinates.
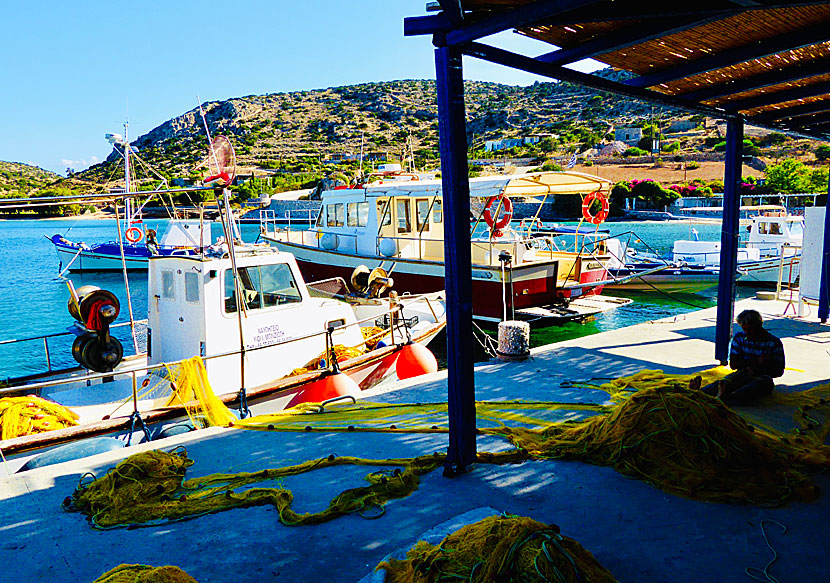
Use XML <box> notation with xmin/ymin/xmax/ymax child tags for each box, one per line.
<box><xmin>484</xmin><ymin>195</ymin><xmax>513</xmax><ymax>235</ymax></box>
<box><xmin>581</xmin><ymin>191</ymin><xmax>609</xmax><ymax>225</ymax></box>
<box><xmin>125</xmin><ymin>227</ymin><xmax>144</xmax><ymax>243</ymax></box>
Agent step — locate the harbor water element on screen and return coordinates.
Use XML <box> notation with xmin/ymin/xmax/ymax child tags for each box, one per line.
<box><xmin>0</xmin><ymin>218</ymin><xmax>756</xmax><ymax>380</ymax></box>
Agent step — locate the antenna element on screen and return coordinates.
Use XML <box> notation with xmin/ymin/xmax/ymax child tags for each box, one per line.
<box><xmin>197</xmin><ymin>96</ymin><xmax>222</xmax><ymax>178</ymax></box>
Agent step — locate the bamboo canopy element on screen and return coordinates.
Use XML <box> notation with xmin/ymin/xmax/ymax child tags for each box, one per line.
<box><xmin>407</xmin><ymin>1</ymin><xmax>830</xmax><ymax>138</ymax></box>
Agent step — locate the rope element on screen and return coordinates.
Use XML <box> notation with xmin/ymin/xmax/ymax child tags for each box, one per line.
<box><xmin>745</xmin><ymin>520</ymin><xmax>787</xmax><ymax>583</ymax></box>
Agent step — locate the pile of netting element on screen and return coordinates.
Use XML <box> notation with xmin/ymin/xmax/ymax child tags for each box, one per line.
<box><xmin>92</xmin><ymin>564</ymin><xmax>197</xmax><ymax>583</ymax></box>
<box><xmin>486</xmin><ymin>383</ymin><xmax>828</xmax><ymax>505</ymax></box>
<box><xmin>290</xmin><ymin>326</ymin><xmax>386</xmax><ymax>376</ymax></box>
<box><xmin>64</xmin><ymin>447</ymin><xmax>458</xmax><ymax>529</ymax></box>
<box><xmin>377</xmin><ymin>514</ymin><xmax>616</xmax><ymax>583</ymax></box>
<box><xmin>163</xmin><ymin>358</ymin><xmax>236</xmax><ymax>428</ymax></box>
<box><xmin>0</xmin><ymin>395</ymin><xmax>79</xmax><ymax>440</ymax></box>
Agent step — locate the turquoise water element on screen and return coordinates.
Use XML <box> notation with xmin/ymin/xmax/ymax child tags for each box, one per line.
<box><xmin>0</xmin><ymin>218</ymin><xmax>750</xmax><ymax>379</ymax></box>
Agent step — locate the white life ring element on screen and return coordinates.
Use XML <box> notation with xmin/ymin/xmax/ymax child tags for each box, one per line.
<box><xmin>125</xmin><ymin>227</ymin><xmax>144</xmax><ymax>243</ymax></box>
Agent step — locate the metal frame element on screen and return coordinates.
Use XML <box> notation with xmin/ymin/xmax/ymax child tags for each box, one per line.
<box><xmin>412</xmin><ymin>0</ymin><xmax>830</xmax><ymax>473</ymax></box>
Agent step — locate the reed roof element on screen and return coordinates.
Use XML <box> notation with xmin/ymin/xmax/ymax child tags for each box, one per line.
<box><xmin>408</xmin><ymin>1</ymin><xmax>830</xmax><ymax>139</ymax></box>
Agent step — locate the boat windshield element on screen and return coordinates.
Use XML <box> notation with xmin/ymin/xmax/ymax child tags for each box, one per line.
<box><xmin>224</xmin><ymin>264</ymin><xmax>302</xmax><ymax>313</ymax></box>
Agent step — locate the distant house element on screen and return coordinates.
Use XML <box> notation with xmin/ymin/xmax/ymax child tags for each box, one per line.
<box><xmin>668</xmin><ymin>119</ymin><xmax>697</xmax><ymax>133</ymax></box>
<box><xmin>484</xmin><ymin>135</ymin><xmax>554</xmax><ymax>152</ymax></box>
<box><xmin>614</xmin><ymin>127</ymin><xmax>643</xmax><ymax>145</ymax></box>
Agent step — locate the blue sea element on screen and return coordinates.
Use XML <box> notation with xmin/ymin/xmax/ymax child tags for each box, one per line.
<box><xmin>0</xmin><ymin>218</ymin><xmax>752</xmax><ymax>379</ymax></box>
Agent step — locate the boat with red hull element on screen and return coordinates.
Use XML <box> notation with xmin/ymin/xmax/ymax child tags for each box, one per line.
<box><xmin>260</xmin><ymin>171</ymin><xmax>625</xmax><ymax>324</ymax></box>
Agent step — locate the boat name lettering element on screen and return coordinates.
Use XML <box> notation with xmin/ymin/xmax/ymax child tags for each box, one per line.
<box><xmin>252</xmin><ymin>324</ymin><xmax>287</xmax><ymax>346</ymax></box>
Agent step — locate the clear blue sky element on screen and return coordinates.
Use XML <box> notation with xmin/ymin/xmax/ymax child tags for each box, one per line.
<box><xmin>1</xmin><ymin>1</ymin><xmax>600</xmax><ymax>176</ymax></box>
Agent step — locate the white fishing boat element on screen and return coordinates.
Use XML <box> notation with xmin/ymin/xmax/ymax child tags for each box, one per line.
<box><xmin>0</xmin><ymin>240</ymin><xmax>446</xmax><ymax>473</ymax></box>
<box><xmin>672</xmin><ymin>210</ymin><xmax>803</xmax><ymax>284</ymax></box>
<box><xmin>2</xmin><ymin>136</ymin><xmax>446</xmax><ymax>474</ymax></box>
<box><xmin>259</xmin><ymin>170</ymin><xmax>630</xmax><ymax>324</ymax></box>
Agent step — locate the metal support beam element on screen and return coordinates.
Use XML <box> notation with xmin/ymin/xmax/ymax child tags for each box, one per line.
<box><xmin>820</xmin><ymin>183</ymin><xmax>830</xmax><ymax>323</ymax></box>
<box><xmin>435</xmin><ymin>45</ymin><xmax>476</xmax><ymax>474</ymax></box>
<box><xmin>444</xmin><ymin>0</ymin><xmax>602</xmax><ymax>46</ymax></box>
<box><xmin>715</xmin><ymin>116</ymin><xmax>743</xmax><ymax>363</ymax></box>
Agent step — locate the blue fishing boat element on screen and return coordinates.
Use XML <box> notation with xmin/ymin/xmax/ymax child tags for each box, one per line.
<box><xmin>48</xmin><ymin>125</ymin><xmax>215</xmax><ymax>272</ymax></box>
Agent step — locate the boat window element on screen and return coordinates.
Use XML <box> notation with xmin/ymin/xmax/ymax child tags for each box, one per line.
<box><xmin>769</xmin><ymin>222</ymin><xmax>781</xmax><ymax>235</ymax></box>
<box><xmin>416</xmin><ymin>199</ymin><xmax>430</xmax><ymax>231</ymax></box>
<box><xmin>224</xmin><ymin>264</ymin><xmax>302</xmax><ymax>314</ymax></box>
<box><xmin>347</xmin><ymin>201</ymin><xmax>369</xmax><ymax>227</ymax></box>
<box><xmin>378</xmin><ymin>199</ymin><xmax>392</xmax><ymax>226</ymax></box>
<box><xmin>184</xmin><ymin>272</ymin><xmax>200</xmax><ymax>303</ymax></box>
<box><xmin>161</xmin><ymin>270</ymin><xmax>175</xmax><ymax>300</ymax></box>
<box><xmin>432</xmin><ymin>199</ymin><xmax>443</xmax><ymax>224</ymax></box>
<box><xmin>789</xmin><ymin>221</ymin><xmax>803</xmax><ymax>237</ymax></box>
<box><xmin>397</xmin><ymin>199</ymin><xmax>411</xmax><ymax>233</ymax></box>
<box><xmin>758</xmin><ymin>222</ymin><xmax>768</xmax><ymax>235</ymax></box>
<box><xmin>326</xmin><ymin>203</ymin><xmax>344</xmax><ymax>227</ymax></box>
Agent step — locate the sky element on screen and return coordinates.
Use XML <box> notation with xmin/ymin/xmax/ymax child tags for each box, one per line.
<box><xmin>1</xmin><ymin>1</ymin><xmax>601</xmax><ymax>176</ymax></box>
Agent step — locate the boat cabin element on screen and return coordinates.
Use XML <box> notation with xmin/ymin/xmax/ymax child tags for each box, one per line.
<box><xmin>147</xmin><ymin>246</ymin><xmax>364</xmax><ymax>391</ymax></box>
<box><xmin>746</xmin><ymin>212</ymin><xmax>803</xmax><ymax>256</ymax></box>
<box><xmin>300</xmin><ymin>172</ymin><xmax>613</xmax><ymax>272</ymax></box>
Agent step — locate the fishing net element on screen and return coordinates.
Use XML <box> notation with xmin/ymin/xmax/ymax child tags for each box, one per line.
<box><xmin>64</xmin><ymin>447</ymin><xmax>463</xmax><ymax>529</ymax></box>
<box><xmin>0</xmin><ymin>395</ymin><xmax>79</xmax><ymax>440</ymax></box>
<box><xmin>92</xmin><ymin>564</ymin><xmax>197</xmax><ymax>583</ymax></box>
<box><xmin>162</xmin><ymin>357</ymin><xmax>236</xmax><ymax>428</ymax></box>
<box><xmin>486</xmin><ymin>384</ymin><xmax>827</xmax><ymax>505</ymax></box>
<box><xmin>64</xmin><ymin>369</ymin><xmax>830</xmax><ymax>534</ymax></box>
<box><xmin>290</xmin><ymin>327</ymin><xmax>386</xmax><ymax>376</ymax></box>
<box><xmin>377</xmin><ymin>514</ymin><xmax>616</xmax><ymax>583</ymax></box>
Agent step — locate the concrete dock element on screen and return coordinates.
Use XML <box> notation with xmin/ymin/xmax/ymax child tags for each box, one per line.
<box><xmin>2</xmin><ymin>296</ymin><xmax>829</xmax><ymax>582</ymax></box>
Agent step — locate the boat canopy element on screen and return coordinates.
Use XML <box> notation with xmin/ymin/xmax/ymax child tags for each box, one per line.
<box><xmin>359</xmin><ymin>171</ymin><xmax>611</xmax><ymax>200</ymax></box>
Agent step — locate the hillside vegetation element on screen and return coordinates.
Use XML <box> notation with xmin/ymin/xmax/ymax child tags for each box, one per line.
<box><xmin>4</xmin><ymin>74</ymin><xmax>828</xmax><ymax>215</ymax></box>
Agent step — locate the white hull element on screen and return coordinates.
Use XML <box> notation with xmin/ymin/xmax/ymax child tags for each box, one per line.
<box><xmin>54</xmin><ymin>246</ymin><xmax>149</xmax><ymax>270</ymax></box>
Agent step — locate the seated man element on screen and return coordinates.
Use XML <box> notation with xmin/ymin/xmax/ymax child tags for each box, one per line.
<box><xmin>697</xmin><ymin>309</ymin><xmax>785</xmax><ymax>404</ymax></box>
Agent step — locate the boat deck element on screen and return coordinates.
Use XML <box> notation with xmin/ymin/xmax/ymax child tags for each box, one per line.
<box><xmin>2</xmin><ymin>295</ymin><xmax>829</xmax><ymax>583</ymax></box>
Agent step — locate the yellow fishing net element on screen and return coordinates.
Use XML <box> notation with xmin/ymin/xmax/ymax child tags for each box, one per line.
<box><xmin>162</xmin><ymin>357</ymin><xmax>236</xmax><ymax>428</ymax></box>
<box><xmin>289</xmin><ymin>327</ymin><xmax>386</xmax><ymax>376</ymax></box>
<box><xmin>92</xmin><ymin>564</ymin><xmax>197</xmax><ymax>583</ymax></box>
<box><xmin>0</xmin><ymin>395</ymin><xmax>79</xmax><ymax>440</ymax></box>
<box><xmin>66</xmin><ymin>368</ymin><xmax>830</xmax><ymax>534</ymax></box>
<box><xmin>486</xmin><ymin>383</ymin><xmax>829</xmax><ymax>505</ymax></box>
<box><xmin>65</xmin><ymin>447</ymin><xmax>466</xmax><ymax>529</ymax></box>
<box><xmin>378</xmin><ymin>514</ymin><xmax>616</xmax><ymax>583</ymax></box>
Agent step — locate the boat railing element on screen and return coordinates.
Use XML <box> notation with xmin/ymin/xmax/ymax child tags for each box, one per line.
<box><xmin>776</xmin><ymin>245</ymin><xmax>801</xmax><ymax>299</ymax></box>
<box><xmin>0</xmin><ymin>298</ymin><xmax>437</xmax><ymax>399</ymax></box>
<box><xmin>0</xmin><ymin>320</ymin><xmax>148</xmax><ymax>384</ymax></box>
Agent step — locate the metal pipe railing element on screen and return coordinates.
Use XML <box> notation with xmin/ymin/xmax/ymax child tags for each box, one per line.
<box><xmin>0</xmin><ymin>298</ymin><xmax>433</xmax><ymax>397</ymax></box>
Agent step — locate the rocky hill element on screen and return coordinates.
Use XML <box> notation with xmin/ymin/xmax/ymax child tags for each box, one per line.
<box><xmin>78</xmin><ymin>72</ymin><xmax>676</xmax><ymax>186</ymax></box>
<box><xmin>0</xmin><ymin>161</ymin><xmax>61</xmax><ymax>197</ymax></box>
<box><xmin>10</xmin><ymin>73</ymin><xmax>823</xmax><ymax>201</ymax></box>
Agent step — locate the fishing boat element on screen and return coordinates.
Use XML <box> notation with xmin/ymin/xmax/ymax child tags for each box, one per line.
<box><xmin>538</xmin><ymin>225</ymin><xmax>721</xmax><ymax>294</ymax></box>
<box><xmin>0</xmin><ymin>238</ymin><xmax>446</xmax><ymax>473</ymax></box>
<box><xmin>48</xmin><ymin>125</ymin><xmax>214</xmax><ymax>272</ymax></box>
<box><xmin>671</xmin><ymin>210</ymin><xmax>803</xmax><ymax>284</ymax></box>
<box><xmin>258</xmin><ymin>170</ymin><xmax>630</xmax><ymax>324</ymax></box>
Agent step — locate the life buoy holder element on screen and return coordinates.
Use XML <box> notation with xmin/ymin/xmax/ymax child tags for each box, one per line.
<box><xmin>125</xmin><ymin>227</ymin><xmax>144</xmax><ymax>243</ymax></box>
<box><xmin>581</xmin><ymin>191</ymin><xmax>609</xmax><ymax>225</ymax></box>
<box><xmin>484</xmin><ymin>195</ymin><xmax>513</xmax><ymax>237</ymax></box>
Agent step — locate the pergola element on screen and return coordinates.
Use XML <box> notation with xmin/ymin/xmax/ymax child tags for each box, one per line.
<box><xmin>405</xmin><ymin>0</ymin><xmax>830</xmax><ymax>472</ymax></box>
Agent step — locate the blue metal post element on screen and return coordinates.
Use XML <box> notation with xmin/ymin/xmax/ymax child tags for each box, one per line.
<box><xmin>819</xmin><ymin>183</ymin><xmax>830</xmax><ymax>322</ymax></box>
<box><xmin>715</xmin><ymin>117</ymin><xmax>743</xmax><ymax>363</ymax></box>
<box><xmin>435</xmin><ymin>45</ymin><xmax>477</xmax><ymax>473</ymax></box>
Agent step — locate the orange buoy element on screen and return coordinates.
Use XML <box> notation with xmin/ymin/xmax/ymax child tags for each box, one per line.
<box><xmin>285</xmin><ymin>371</ymin><xmax>359</xmax><ymax>408</ymax></box>
<box><xmin>395</xmin><ymin>343</ymin><xmax>438</xmax><ymax>380</ymax></box>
